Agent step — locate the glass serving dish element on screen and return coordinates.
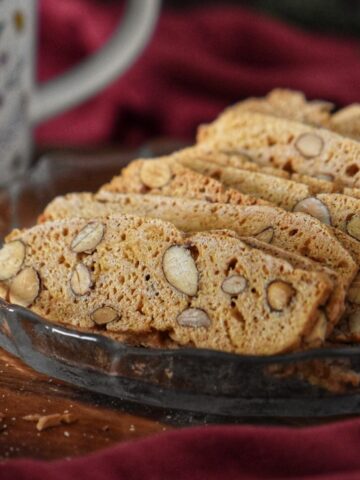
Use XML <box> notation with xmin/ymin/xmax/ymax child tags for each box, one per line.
<box><xmin>1</xmin><ymin>148</ymin><xmax>360</xmax><ymax>418</ymax></box>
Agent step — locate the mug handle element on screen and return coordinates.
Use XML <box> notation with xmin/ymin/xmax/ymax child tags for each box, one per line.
<box><xmin>30</xmin><ymin>0</ymin><xmax>161</xmax><ymax>124</ymax></box>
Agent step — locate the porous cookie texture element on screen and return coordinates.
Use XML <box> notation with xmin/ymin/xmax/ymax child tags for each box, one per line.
<box><xmin>196</xmin><ymin>110</ymin><xmax>360</xmax><ymax>188</ymax></box>
<box><xmin>219</xmin><ymin>88</ymin><xmax>360</xmax><ymax>141</ymax></box>
<box><xmin>175</xmin><ymin>146</ymin><xmax>337</xmax><ymax>194</ymax></box>
<box><xmin>101</xmin><ymin>158</ymin><xmax>268</xmax><ymax>207</ymax></box>
<box><xmin>41</xmin><ymin>192</ymin><xmax>355</xmax><ymax>328</ymax></box>
<box><xmin>0</xmin><ymin>216</ymin><xmax>334</xmax><ymax>355</ymax></box>
<box><xmin>226</xmin><ymin>89</ymin><xmax>334</xmax><ymax>128</ymax></box>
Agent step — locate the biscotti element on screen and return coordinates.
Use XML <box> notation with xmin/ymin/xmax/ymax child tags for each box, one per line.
<box><xmin>41</xmin><ymin>192</ymin><xmax>356</xmax><ymax>328</ymax></box>
<box><xmin>231</xmin><ymin>89</ymin><xmax>334</xmax><ymax>128</ymax></box>
<box><xmin>175</xmin><ymin>146</ymin><xmax>337</xmax><ymax>193</ymax></box>
<box><xmin>0</xmin><ymin>216</ymin><xmax>334</xmax><ymax>355</ymax></box>
<box><xmin>221</xmin><ymin>88</ymin><xmax>360</xmax><ymax>141</ymax></box>
<box><xmin>101</xmin><ymin>157</ymin><xmax>268</xmax><ymax>206</ymax></box>
<box><xmin>196</xmin><ymin>110</ymin><xmax>360</xmax><ymax>188</ymax></box>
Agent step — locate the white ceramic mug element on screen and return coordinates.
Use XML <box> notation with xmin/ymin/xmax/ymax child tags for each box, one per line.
<box><xmin>0</xmin><ymin>0</ymin><xmax>161</xmax><ymax>185</ymax></box>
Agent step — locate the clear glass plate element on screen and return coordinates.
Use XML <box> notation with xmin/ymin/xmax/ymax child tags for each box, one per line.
<box><xmin>1</xmin><ymin>150</ymin><xmax>360</xmax><ymax>418</ymax></box>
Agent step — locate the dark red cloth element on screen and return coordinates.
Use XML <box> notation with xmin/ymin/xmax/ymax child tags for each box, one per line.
<box><xmin>37</xmin><ymin>0</ymin><xmax>360</xmax><ymax>147</ymax></box>
<box><xmin>3</xmin><ymin>421</ymin><xmax>360</xmax><ymax>479</ymax></box>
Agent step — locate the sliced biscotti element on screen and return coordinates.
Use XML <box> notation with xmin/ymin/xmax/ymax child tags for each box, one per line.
<box><xmin>0</xmin><ymin>216</ymin><xmax>334</xmax><ymax>355</ymax></box>
<box><xmin>101</xmin><ymin>157</ymin><xmax>268</xmax><ymax>207</ymax></box>
<box><xmin>197</xmin><ymin>110</ymin><xmax>360</xmax><ymax>188</ymax></box>
<box><xmin>328</xmin><ymin>104</ymin><xmax>360</xmax><ymax>142</ymax></box>
<box><xmin>41</xmin><ymin>192</ymin><xmax>355</xmax><ymax>329</ymax></box>
<box><xmin>174</xmin><ymin>146</ymin><xmax>337</xmax><ymax>193</ymax></box>
<box><xmin>220</xmin><ymin>89</ymin><xmax>360</xmax><ymax>141</ymax></box>
<box><xmin>227</xmin><ymin>89</ymin><xmax>334</xmax><ymax>128</ymax></box>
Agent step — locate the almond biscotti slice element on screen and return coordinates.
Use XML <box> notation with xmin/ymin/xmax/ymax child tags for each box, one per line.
<box><xmin>41</xmin><ymin>192</ymin><xmax>354</xmax><ymax>329</ymax></box>
<box><xmin>101</xmin><ymin>157</ymin><xmax>268</xmax><ymax>207</ymax></box>
<box><xmin>219</xmin><ymin>89</ymin><xmax>360</xmax><ymax>141</ymax></box>
<box><xmin>196</xmin><ymin>110</ymin><xmax>360</xmax><ymax>188</ymax></box>
<box><xmin>227</xmin><ymin>89</ymin><xmax>334</xmax><ymax>128</ymax></box>
<box><xmin>0</xmin><ymin>216</ymin><xmax>334</xmax><ymax>355</ymax></box>
<box><xmin>174</xmin><ymin>146</ymin><xmax>337</xmax><ymax>193</ymax></box>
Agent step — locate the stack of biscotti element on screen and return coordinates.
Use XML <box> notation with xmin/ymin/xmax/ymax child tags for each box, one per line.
<box><xmin>0</xmin><ymin>216</ymin><xmax>337</xmax><ymax>355</ymax></box>
<box><xmin>2</xmin><ymin>89</ymin><xmax>360</xmax><ymax>362</ymax></box>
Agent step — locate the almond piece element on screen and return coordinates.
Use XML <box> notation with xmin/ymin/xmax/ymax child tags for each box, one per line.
<box><xmin>267</xmin><ymin>280</ymin><xmax>296</xmax><ymax>311</ymax></box>
<box><xmin>221</xmin><ymin>275</ymin><xmax>247</xmax><ymax>295</ymax></box>
<box><xmin>70</xmin><ymin>264</ymin><xmax>92</xmax><ymax>296</ymax></box>
<box><xmin>346</xmin><ymin>215</ymin><xmax>360</xmax><ymax>241</ymax></box>
<box><xmin>163</xmin><ymin>245</ymin><xmax>198</xmax><ymax>296</ymax></box>
<box><xmin>349</xmin><ymin>310</ymin><xmax>360</xmax><ymax>336</ymax></box>
<box><xmin>91</xmin><ymin>306</ymin><xmax>119</xmax><ymax>325</ymax></box>
<box><xmin>177</xmin><ymin>308</ymin><xmax>211</xmax><ymax>328</ymax></box>
<box><xmin>36</xmin><ymin>414</ymin><xmax>62</xmax><ymax>432</ymax></box>
<box><xmin>140</xmin><ymin>160</ymin><xmax>172</xmax><ymax>188</ymax></box>
<box><xmin>0</xmin><ymin>240</ymin><xmax>26</xmax><ymax>281</ymax></box>
<box><xmin>9</xmin><ymin>267</ymin><xmax>40</xmax><ymax>307</ymax></box>
<box><xmin>348</xmin><ymin>273</ymin><xmax>360</xmax><ymax>304</ymax></box>
<box><xmin>314</xmin><ymin>173</ymin><xmax>334</xmax><ymax>182</ymax></box>
<box><xmin>295</xmin><ymin>133</ymin><xmax>324</xmax><ymax>158</ymax></box>
<box><xmin>306</xmin><ymin>312</ymin><xmax>327</xmax><ymax>345</ymax></box>
<box><xmin>293</xmin><ymin>197</ymin><xmax>331</xmax><ymax>225</ymax></box>
<box><xmin>255</xmin><ymin>227</ymin><xmax>274</xmax><ymax>244</ymax></box>
<box><xmin>71</xmin><ymin>222</ymin><xmax>105</xmax><ymax>254</ymax></box>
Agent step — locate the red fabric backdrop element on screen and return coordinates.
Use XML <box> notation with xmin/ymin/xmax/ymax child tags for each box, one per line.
<box><xmin>37</xmin><ymin>0</ymin><xmax>360</xmax><ymax>147</ymax></box>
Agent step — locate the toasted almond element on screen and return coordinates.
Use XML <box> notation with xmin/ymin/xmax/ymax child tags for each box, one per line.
<box><xmin>346</xmin><ymin>215</ymin><xmax>360</xmax><ymax>241</ymax></box>
<box><xmin>0</xmin><ymin>240</ymin><xmax>26</xmax><ymax>281</ymax></box>
<box><xmin>163</xmin><ymin>245</ymin><xmax>198</xmax><ymax>296</ymax></box>
<box><xmin>91</xmin><ymin>306</ymin><xmax>119</xmax><ymax>325</ymax></box>
<box><xmin>348</xmin><ymin>273</ymin><xmax>360</xmax><ymax>304</ymax></box>
<box><xmin>70</xmin><ymin>264</ymin><xmax>92</xmax><ymax>296</ymax></box>
<box><xmin>255</xmin><ymin>227</ymin><xmax>274</xmax><ymax>244</ymax></box>
<box><xmin>71</xmin><ymin>222</ymin><xmax>104</xmax><ymax>254</ymax></box>
<box><xmin>267</xmin><ymin>280</ymin><xmax>296</xmax><ymax>311</ymax></box>
<box><xmin>293</xmin><ymin>197</ymin><xmax>331</xmax><ymax>225</ymax></box>
<box><xmin>177</xmin><ymin>308</ymin><xmax>211</xmax><ymax>328</ymax></box>
<box><xmin>140</xmin><ymin>160</ymin><xmax>172</xmax><ymax>188</ymax></box>
<box><xmin>306</xmin><ymin>312</ymin><xmax>327</xmax><ymax>345</ymax></box>
<box><xmin>221</xmin><ymin>275</ymin><xmax>247</xmax><ymax>295</ymax></box>
<box><xmin>295</xmin><ymin>133</ymin><xmax>324</xmax><ymax>158</ymax></box>
<box><xmin>36</xmin><ymin>414</ymin><xmax>62</xmax><ymax>432</ymax></box>
<box><xmin>9</xmin><ymin>267</ymin><xmax>40</xmax><ymax>307</ymax></box>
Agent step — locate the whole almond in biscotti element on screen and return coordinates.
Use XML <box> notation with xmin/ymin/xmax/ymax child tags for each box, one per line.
<box><xmin>294</xmin><ymin>133</ymin><xmax>324</xmax><ymax>158</ymax></box>
<box><xmin>255</xmin><ymin>227</ymin><xmax>274</xmax><ymax>243</ymax></box>
<box><xmin>293</xmin><ymin>197</ymin><xmax>331</xmax><ymax>225</ymax></box>
<box><xmin>221</xmin><ymin>275</ymin><xmax>247</xmax><ymax>295</ymax></box>
<box><xmin>91</xmin><ymin>306</ymin><xmax>119</xmax><ymax>325</ymax></box>
<box><xmin>177</xmin><ymin>308</ymin><xmax>211</xmax><ymax>328</ymax></box>
<box><xmin>267</xmin><ymin>280</ymin><xmax>296</xmax><ymax>311</ymax></box>
<box><xmin>346</xmin><ymin>215</ymin><xmax>360</xmax><ymax>241</ymax></box>
<box><xmin>162</xmin><ymin>245</ymin><xmax>198</xmax><ymax>296</ymax></box>
<box><xmin>70</xmin><ymin>263</ymin><xmax>92</xmax><ymax>296</ymax></box>
<box><xmin>139</xmin><ymin>159</ymin><xmax>172</xmax><ymax>188</ymax></box>
<box><xmin>71</xmin><ymin>222</ymin><xmax>104</xmax><ymax>253</ymax></box>
<box><xmin>9</xmin><ymin>267</ymin><xmax>40</xmax><ymax>307</ymax></box>
<box><xmin>0</xmin><ymin>240</ymin><xmax>26</xmax><ymax>281</ymax></box>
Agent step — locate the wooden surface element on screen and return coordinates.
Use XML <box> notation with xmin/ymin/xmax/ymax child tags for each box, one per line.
<box><xmin>0</xmin><ymin>347</ymin><xmax>173</xmax><ymax>461</ymax></box>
